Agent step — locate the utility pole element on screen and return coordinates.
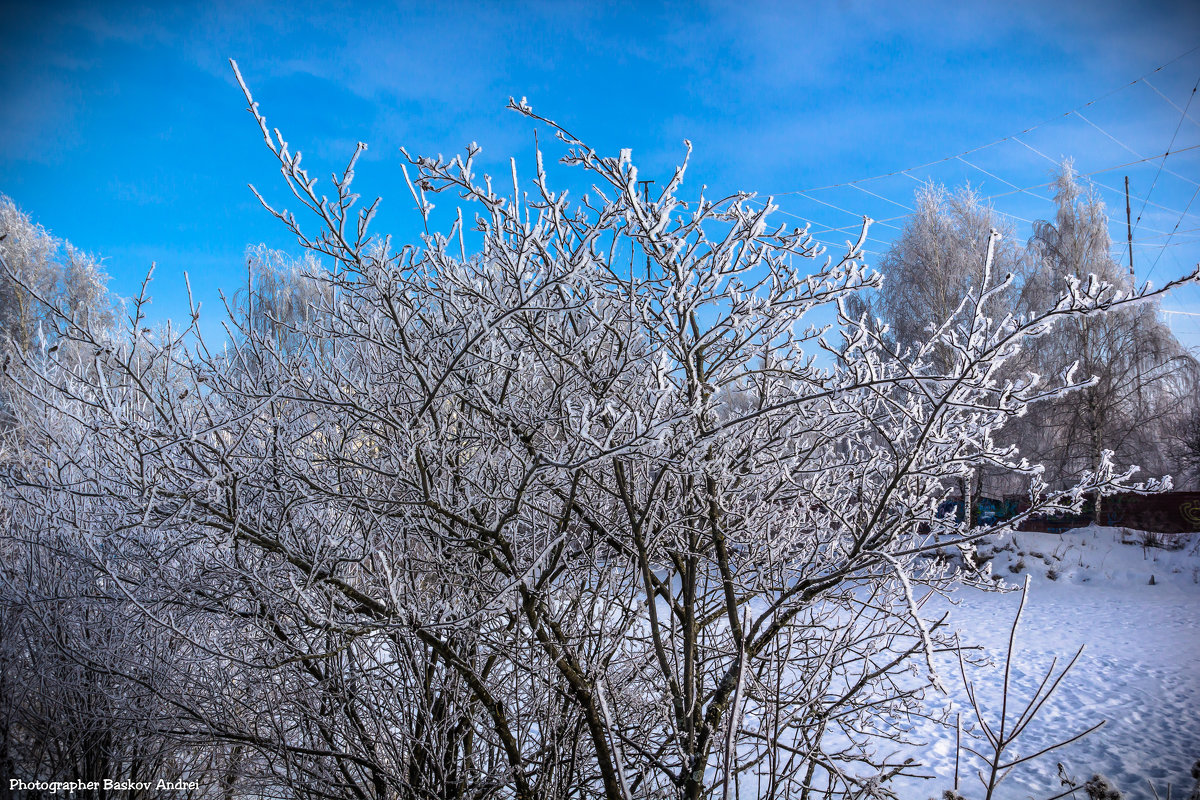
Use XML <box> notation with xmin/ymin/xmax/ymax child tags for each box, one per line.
<box><xmin>1125</xmin><ymin>175</ymin><xmax>1135</xmax><ymax>286</ymax></box>
<box><xmin>637</xmin><ymin>179</ymin><xmax>654</xmax><ymax>279</ymax></box>
<box><xmin>1125</xmin><ymin>176</ymin><xmax>1146</xmax><ymax>429</ymax></box>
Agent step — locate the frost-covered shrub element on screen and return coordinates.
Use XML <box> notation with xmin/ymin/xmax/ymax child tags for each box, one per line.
<box><xmin>1</xmin><ymin>64</ymin><xmax>1195</xmax><ymax>800</ymax></box>
<box><xmin>1084</xmin><ymin>773</ymin><xmax>1124</xmax><ymax>800</ymax></box>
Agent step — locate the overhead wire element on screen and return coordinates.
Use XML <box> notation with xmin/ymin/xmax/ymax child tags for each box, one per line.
<box><xmin>1146</xmin><ymin>181</ymin><xmax>1200</xmax><ymax>281</ymax></box>
<box><xmin>765</xmin><ymin>151</ymin><xmax>1194</xmax><ymax>260</ymax></box>
<box><xmin>1012</xmin><ymin>136</ymin><xmax>1200</xmax><ymax>229</ymax></box>
<box><xmin>762</xmin><ymin>100</ymin><xmax>1199</xmax><ymax>262</ymax></box>
<box><xmin>760</xmin><ymin>44</ymin><xmax>1200</xmax><ymax>197</ymax></box>
<box><xmin>719</xmin><ymin>48</ymin><xmax>1200</xmax><ymax>298</ymax></box>
<box><xmin>1073</xmin><ymin>110</ymin><xmax>1200</xmax><ymax>189</ymax></box>
<box><xmin>1133</xmin><ymin>75</ymin><xmax>1200</xmax><ymax>232</ymax></box>
<box><xmin>1143</xmin><ymin>77</ymin><xmax>1200</xmax><ymax>129</ymax></box>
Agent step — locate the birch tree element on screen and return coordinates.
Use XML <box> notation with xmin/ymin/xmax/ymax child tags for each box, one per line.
<box><xmin>872</xmin><ymin>183</ymin><xmax>1032</xmax><ymax>511</ymax></box>
<box><xmin>876</xmin><ymin>183</ymin><xmax>1029</xmax><ymax>373</ymax></box>
<box><xmin>1016</xmin><ymin>163</ymin><xmax>1198</xmax><ymax>501</ymax></box>
<box><xmin>0</xmin><ymin>195</ymin><xmax>116</xmax><ymax>358</ymax></box>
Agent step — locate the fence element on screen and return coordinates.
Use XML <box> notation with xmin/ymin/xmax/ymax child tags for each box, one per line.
<box><xmin>943</xmin><ymin>492</ymin><xmax>1200</xmax><ymax>534</ymax></box>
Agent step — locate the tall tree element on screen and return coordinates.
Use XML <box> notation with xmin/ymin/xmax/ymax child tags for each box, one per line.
<box><xmin>0</xmin><ymin>198</ymin><xmax>201</xmax><ymax>800</ymax></box>
<box><xmin>1017</xmin><ymin>163</ymin><xmax>1198</xmax><ymax>501</ymax></box>
<box><xmin>875</xmin><ymin>183</ymin><xmax>1029</xmax><ymax>372</ymax></box>
<box><xmin>872</xmin><ymin>183</ymin><xmax>1031</xmax><ymax>514</ymax></box>
<box><xmin>0</xmin><ymin>195</ymin><xmax>116</xmax><ymax>357</ymax></box>
<box><xmin>234</xmin><ymin>244</ymin><xmax>331</xmax><ymax>351</ymax></box>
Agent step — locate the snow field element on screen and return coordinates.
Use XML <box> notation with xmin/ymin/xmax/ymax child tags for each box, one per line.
<box><xmin>893</xmin><ymin>526</ymin><xmax>1200</xmax><ymax>798</ymax></box>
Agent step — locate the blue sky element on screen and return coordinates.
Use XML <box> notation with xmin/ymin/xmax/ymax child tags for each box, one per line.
<box><xmin>3</xmin><ymin>1</ymin><xmax>1199</xmax><ymax>342</ymax></box>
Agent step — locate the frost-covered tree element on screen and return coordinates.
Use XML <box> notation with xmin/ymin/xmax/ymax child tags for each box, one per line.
<box><xmin>0</xmin><ymin>194</ymin><xmax>119</xmax><ymax>439</ymax></box>
<box><xmin>2</xmin><ymin>70</ymin><xmax>1196</xmax><ymax>800</ymax></box>
<box><xmin>233</xmin><ymin>244</ymin><xmax>332</xmax><ymax>351</ymax></box>
<box><xmin>0</xmin><ymin>195</ymin><xmax>116</xmax><ymax>356</ymax></box>
<box><xmin>1015</xmin><ymin>163</ymin><xmax>1198</xmax><ymax>500</ymax></box>
<box><xmin>874</xmin><ymin>172</ymin><xmax>1199</xmax><ymax>501</ymax></box>
<box><xmin>872</xmin><ymin>184</ymin><xmax>1033</xmax><ymax>511</ymax></box>
<box><xmin>0</xmin><ymin>203</ymin><xmax>213</xmax><ymax>800</ymax></box>
<box><xmin>876</xmin><ymin>183</ymin><xmax>1029</xmax><ymax>373</ymax></box>
<box><xmin>0</xmin><ymin>198</ymin><xmax>57</xmax><ymax>357</ymax></box>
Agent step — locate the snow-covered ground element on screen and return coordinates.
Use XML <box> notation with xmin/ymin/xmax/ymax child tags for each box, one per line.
<box><xmin>893</xmin><ymin>526</ymin><xmax>1200</xmax><ymax>799</ymax></box>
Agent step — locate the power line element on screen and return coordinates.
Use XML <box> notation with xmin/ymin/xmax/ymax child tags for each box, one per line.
<box><xmin>1085</xmin><ymin>143</ymin><xmax>1200</xmax><ymax>177</ymax></box>
<box><xmin>1012</xmin><ymin>136</ymin><xmax>1200</xmax><ymax>226</ymax></box>
<box><xmin>761</xmin><ymin>44</ymin><xmax>1200</xmax><ymax>197</ymax></box>
<box><xmin>953</xmin><ymin>155</ymin><xmax>1040</xmax><ymax>223</ymax></box>
<box><xmin>1133</xmin><ymin>74</ymin><xmax>1200</xmax><ymax>232</ymax></box>
<box><xmin>848</xmin><ymin>182</ymin><xmax>912</xmax><ymax>212</ymax></box>
<box><xmin>1130</xmin><ymin>239</ymin><xmax>1200</xmax><ymax>248</ymax></box>
<box><xmin>768</xmin><ymin>129</ymin><xmax>1200</xmax><ymax>252</ymax></box>
<box><xmin>765</xmin><ymin>152</ymin><xmax>1198</xmax><ymax>256</ymax></box>
<box><xmin>1073</xmin><ymin>110</ymin><xmax>1200</xmax><ymax>189</ymax></box>
<box><xmin>730</xmin><ymin>61</ymin><xmax>1200</xmax><ymax>267</ymax></box>
<box><xmin>1143</xmin><ymin>77</ymin><xmax>1200</xmax><ymax>129</ymax></box>
<box><xmin>1146</xmin><ymin>181</ymin><xmax>1200</xmax><ymax>282</ymax></box>
<box><xmin>1136</xmin><ymin>225</ymin><xmax>1200</xmax><ymax>241</ymax></box>
<box><xmin>794</xmin><ymin>192</ymin><xmax>903</xmax><ymax>230</ymax></box>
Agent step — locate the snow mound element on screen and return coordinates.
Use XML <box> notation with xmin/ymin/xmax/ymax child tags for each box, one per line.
<box><xmin>979</xmin><ymin>525</ymin><xmax>1200</xmax><ymax>591</ymax></box>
